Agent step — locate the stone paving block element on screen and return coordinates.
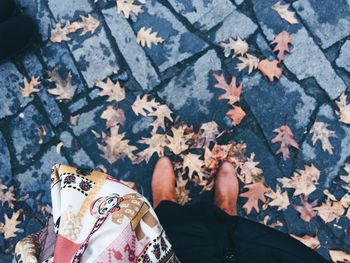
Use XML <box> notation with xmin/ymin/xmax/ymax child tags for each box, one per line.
<box><xmin>0</xmin><ymin>132</ymin><xmax>11</xmax><ymax>184</ymax></box>
<box><xmin>68</xmin><ymin>24</ymin><xmax>120</xmax><ymax>87</ymax></box>
<box><xmin>9</xmin><ymin>105</ymin><xmax>55</xmax><ymax>165</ymax></box>
<box><xmin>336</xmin><ymin>40</ymin><xmax>350</xmax><ymax>74</ymax></box>
<box><xmin>242</xmin><ymin>73</ymin><xmax>316</xmax><ymax>175</ymax></box>
<box><xmin>69</xmin><ymin>98</ymin><xmax>88</xmax><ymax>113</ymax></box>
<box><xmin>48</xmin><ymin>0</ymin><xmax>92</xmax><ymax>22</ymax></box>
<box><xmin>102</xmin><ymin>8</ymin><xmax>160</xmax><ymax>91</ymax></box>
<box><xmin>158</xmin><ymin>49</ymin><xmax>225</xmax><ymax>125</ymax></box>
<box><xmin>0</xmin><ymin>63</ymin><xmax>32</xmax><ymax>119</ymax></box>
<box><xmin>130</xmin><ymin>0</ymin><xmax>207</xmax><ymax>72</ymax></box>
<box><xmin>167</xmin><ymin>0</ymin><xmax>235</xmax><ymax>31</ymax></box>
<box><xmin>252</xmin><ymin>0</ymin><xmax>347</xmax><ymax>100</ymax></box>
<box><xmin>298</xmin><ymin>104</ymin><xmax>350</xmax><ymax>188</ymax></box>
<box><xmin>293</xmin><ymin>0</ymin><xmax>350</xmax><ymax>49</ymax></box>
<box><xmin>214</xmin><ymin>9</ymin><xmax>258</xmax><ymax>43</ymax></box>
<box><xmin>15</xmin><ymin>146</ymin><xmax>67</xmax><ymax>206</ymax></box>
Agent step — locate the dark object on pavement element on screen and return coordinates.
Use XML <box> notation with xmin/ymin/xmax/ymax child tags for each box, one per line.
<box><xmin>0</xmin><ymin>0</ymin><xmax>16</xmax><ymax>22</ymax></box>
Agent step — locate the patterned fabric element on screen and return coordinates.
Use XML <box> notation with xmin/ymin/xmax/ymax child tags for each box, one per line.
<box><xmin>15</xmin><ymin>164</ymin><xmax>179</xmax><ymax>263</ymax></box>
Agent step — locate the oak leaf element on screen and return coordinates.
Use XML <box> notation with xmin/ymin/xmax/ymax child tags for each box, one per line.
<box><xmin>135</xmin><ymin>133</ymin><xmax>168</xmax><ymax>163</ymax></box>
<box><xmin>227</xmin><ymin>106</ymin><xmax>246</xmax><ymax>126</ymax></box>
<box><xmin>220</xmin><ymin>37</ymin><xmax>248</xmax><ymax>57</ymax></box>
<box><xmin>50</xmin><ymin>22</ymin><xmax>71</xmax><ymax>43</ymax></box>
<box><xmin>149</xmin><ymin>104</ymin><xmax>173</xmax><ymax>132</ymax></box>
<box><xmin>240</xmin><ymin>182</ymin><xmax>269</xmax><ymax>214</ymax></box>
<box><xmin>0</xmin><ymin>183</ymin><xmax>15</xmax><ymax>209</ymax></box>
<box><xmin>213</xmin><ymin>73</ymin><xmax>242</xmax><ymax>105</ymax></box>
<box><xmin>335</xmin><ymin>92</ymin><xmax>350</xmax><ymax>124</ymax></box>
<box><xmin>96</xmin><ymin>78</ymin><xmax>125</xmax><ymax>103</ymax></box>
<box><xmin>340</xmin><ymin>162</ymin><xmax>350</xmax><ymax>192</ymax></box>
<box><xmin>0</xmin><ymin>211</ymin><xmax>21</xmax><ymax>239</ymax></box>
<box><xmin>189</xmin><ymin>121</ymin><xmax>219</xmax><ymax>148</ymax></box>
<box><xmin>101</xmin><ymin>106</ymin><xmax>126</xmax><ymax>128</ymax></box>
<box><xmin>47</xmin><ymin>70</ymin><xmax>77</xmax><ymax>100</ymax></box>
<box><xmin>310</xmin><ymin>122</ymin><xmax>336</xmax><ymax>154</ymax></box>
<box><xmin>239</xmin><ymin>153</ymin><xmax>263</xmax><ymax>184</ymax></box>
<box><xmin>290</xmin><ymin>235</ymin><xmax>320</xmax><ymax>250</ymax></box>
<box><xmin>117</xmin><ymin>0</ymin><xmax>143</xmax><ymax>19</ymax></box>
<box><xmin>131</xmin><ymin>94</ymin><xmax>160</xmax><ymax>116</ymax></box>
<box><xmin>329</xmin><ymin>250</ymin><xmax>350</xmax><ymax>263</ymax></box>
<box><xmin>293</xmin><ymin>196</ymin><xmax>317</xmax><ymax>222</ymax></box>
<box><xmin>68</xmin><ymin>15</ymin><xmax>100</xmax><ymax>35</ymax></box>
<box><xmin>182</xmin><ymin>153</ymin><xmax>205</xmax><ymax>179</ymax></box>
<box><xmin>272</xmin><ymin>1</ymin><xmax>298</xmax><ymax>24</ymax></box>
<box><xmin>313</xmin><ymin>201</ymin><xmax>345</xmax><ymax>223</ymax></box>
<box><xmin>236</xmin><ymin>54</ymin><xmax>259</xmax><ymax>74</ymax></box>
<box><xmin>271</xmin><ymin>31</ymin><xmax>292</xmax><ymax>61</ymax></box>
<box><xmin>258</xmin><ymin>59</ymin><xmax>282</xmax><ymax>82</ymax></box>
<box><xmin>176</xmin><ymin>175</ymin><xmax>190</xmax><ymax>205</ymax></box>
<box><xmin>22</xmin><ymin>76</ymin><xmax>41</xmax><ymax>97</ymax></box>
<box><xmin>166</xmin><ymin>126</ymin><xmax>190</xmax><ymax>155</ymax></box>
<box><xmin>265</xmin><ymin>185</ymin><xmax>290</xmax><ymax>211</ymax></box>
<box><xmin>137</xmin><ymin>27</ymin><xmax>164</xmax><ymax>48</ymax></box>
<box><xmin>271</xmin><ymin>125</ymin><xmax>299</xmax><ymax>160</ymax></box>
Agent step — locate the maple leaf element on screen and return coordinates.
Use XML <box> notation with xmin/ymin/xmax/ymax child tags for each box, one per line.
<box><xmin>265</xmin><ymin>185</ymin><xmax>290</xmax><ymax>211</ymax></box>
<box><xmin>166</xmin><ymin>126</ymin><xmax>190</xmax><ymax>155</ymax></box>
<box><xmin>239</xmin><ymin>153</ymin><xmax>263</xmax><ymax>184</ymax></box>
<box><xmin>149</xmin><ymin>104</ymin><xmax>173</xmax><ymax>132</ymax></box>
<box><xmin>22</xmin><ymin>76</ymin><xmax>41</xmax><ymax>97</ymax></box>
<box><xmin>101</xmin><ymin>105</ymin><xmax>126</xmax><ymax>128</ymax></box>
<box><xmin>117</xmin><ymin>0</ymin><xmax>143</xmax><ymax>19</ymax></box>
<box><xmin>50</xmin><ymin>22</ymin><xmax>71</xmax><ymax>43</ymax></box>
<box><xmin>240</xmin><ymin>182</ymin><xmax>269</xmax><ymax>214</ymax></box>
<box><xmin>335</xmin><ymin>92</ymin><xmax>350</xmax><ymax>124</ymax></box>
<box><xmin>329</xmin><ymin>250</ymin><xmax>350</xmax><ymax>263</ymax></box>
<box><xmin>131</xmin><ymin>94</ymin><xmax>160</xmax><ymax>116</ymax></box>
<box><xmin>310</xmin><ymin>122</ymin><xmax>336</xmax><ymax>154</ymax></box>
<box><xmin>271</xmin><ymin>125</ymin><xmax>299</xmax><ymax>160</ymax></box>
<box><xmin>47</xmin><ymin>70</ymin><xmax>77</xmax><ymax>100</ymax></box>
<box><xmin>236</xmin><ymin>54</ymin><xmax>259</xmax><ymax>74</ymax></box>
<box><xmin>0</xmin><ymin>211</ymin><xmax>21</xmax><ymax>239</ymax></box>
<box><xmin>277</xmin><ymin>164</ymin><xmax>320</xmax><ymax>197</ymax></box>
<box><xmin>182</xmin><ymin>153</ymin><xmax>205</xmax><ymax>179</ymax></box>
<box><xmin>272</xmin><ymin>1</ymin><xmax>298</xmax><ymax>24</ymax></box>
<box><xmin>135</xmin><ymin>133</ymin><xmax>168</xmax><ymax>163</ymax></box>
<box><xmin>313</xmin><ymin>201</ymin><xmax>345</xmax><ymax>223</ymax></box>
<box><xmin>293</xmin><ymin>196</ymin><xmax>317</xmax><ymax>222</ymax></box>
<box><xmin>290</xmin><ymin>235</ymin><xmax>320</xmax><ymax>250</ymax></box>
<box><xmin>271</xmin><ymin>31</ymin><xmax>292</xmax><ymax>61</ymax></box>
<box><xmin>213</xmin><ymin>73</ymin><xmax>242</xmax><ymax>105</ymax></box>
<box><xmin>96</xmin><ymin>78</ymin><xmax>125</xmax><ymax>103</ymax></box>
<box><xmin>258</xmin><ymin>59</ymin><xmax>283</xmax><ymax>82</ymax></box>
<box><xmin>220</xmin><ymin>37</ymin><xmax>248</xmax><ymax>57</ymax></box>
<box><xmin>227</xmin><ymin>106</ymin><xmax>246</xmax><ymax>126</ymax></box>
<box><xmin>137</xmin><ymin>27</ymin><xmax>164</xmax><ymax>48</ymax></box>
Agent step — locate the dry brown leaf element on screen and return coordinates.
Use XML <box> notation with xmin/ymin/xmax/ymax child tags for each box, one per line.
<box><xmin>272</xmin><ymin>1</ymin><xmax>298</xmax><ymax>24</ymax></box>
<box><xmin>220</xmin><ymin>37</ymin><xmax>248</xmax><ymax>57</ymax></box>
<box><xmin>131</xmin><ymin>94</ymin><xmax>160</xmax><ymax>116</ymax></box>
<box><xmin>50</xmin><ymin>22</ymin><xmax>71</xmax><ymax>43</ymax></box>
<box><xmin>47</xmin><ymin>70</ymin><xmax>77</xmax><ymax>100</ymax></box>
<box><xmin>239</xmin><ymin>153</ymin><xmax>263</xmax><ymax>184</ymax></box>
<box><xmin>329</xmin><ymin>250</ymin><xmax>350</xmax><ymax>263</ymax></box>
<box><xmin>258</xmin><ymin>59</ymin><xmax>283</xmax><ymax>82</ymax></box>
<box><xmin>190</xmin><ymin>121</ymin><xmax>219</xmax><ymax>148</ymax></box>
<box><xmin>135</xmin><ymin>133</ymin><xmax>168</xmax><ymax>163</ymax></box>
<box><xmin>227</xmin><ymin>106</ymin><xmax>246</xmax><ymax>126</ymax></box>
<box><xmin>137</xmin><ymin>27</ymin><xmax>164</xmax><ymax>48</ymax></box>
<box><xmin>213</xmin><ymin>73</ymin><xmax>242</xmax><ymax>105</ymax></box>
<box><xmin>101</xmin><ymin>106</ymin><xmax>126</xmax><ymax>128</ymax></box>
<box><xmin>149</xmin><ymin>104</ymin><xmax>173</xmax><ymax>132</ymax></box>
<box><xmin>293</xmin><ymin>196</ymin><xmax>318</xmax><ymax>222</ymax></box>
<box><xmin>240</xmin><ymin>182</ymin><xmax>269</xmax><ymax>214</ymax></box>
<box><xmin>96</xmin><ymin>78</ymin><xmax>125</xmax><ymax>103</ymax></box>
<box><xmin>176</xmin><ymin>175</ymin><xmax>190</xmax><ymax>205</ymax></box>
<box><xmin>117</xmin><ymin>0</ymin><xmax>143</xmax><ymax>19</ymax></box>
<box><xmin>182</xmin><ymin>153</ymin><xmax>205</xmax><ymax>179</ymax></box>
<box><xmin>0</xmin><ymin>211</ymin><xmax>21</xmax><ymax>239</ymax></box>
<box><xmin>271</xmin><ymin>31</ymin><xmax>292</xmax><ymax>61</ymax></box>
<box><xmin>278</xmin><ymin>164</ymin><xmax>319</xmax><ymax>197</ymax></box>
<box><xmin>166</xmin><ymin>126</ymin><xmax>190</xmax><ymax>155</ymax></box>
<box><xmin>265</xmin><ymin>185</ymin><xmax>290</xmax><ymax>211</ymax></box>
<box><xmin>335</xmin><ymin>93</ymin><xmax>350</xmax><ymax>124</ymax></box>
<box><xmin>271</xmin><ymin>125</ymin><xmax>299</xmax><ymax>160</ymax></box>
<box><xmin>290</xmin><ymin>235</ymin><xmax>320</xmax><ymax>250</ymax></box>
<box><xmin>0</xmin><ymin>183</ymin><xmax>15</xmax><ymax>209</ymax></box>
<box><xmin>236</xmin><ymin>54</ymin><xmax>260</xmax><ymax>74</ymax></box>
<box><xmin>22</xmin><ymin>76</ymin><xmax>41</xmax><ymax>97</ymax></box>
<box><xmin>340</xmin><ymin>163</ymin><xmax>350</xmax><ymax>192</ymax></box>
<box><xmin>314</xmin><ymin>201</ymin><xmax>345</xmax><ymax>223</ymax></box>
<box><xmin>310</xmin><ymin>122</ymin><xmax>336</xmax><ymax>154</ymax></box>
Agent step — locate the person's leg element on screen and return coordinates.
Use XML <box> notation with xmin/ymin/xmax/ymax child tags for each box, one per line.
<box><xmin>0</xmin><ymin>0</ymin><xmax>16</xmax><ymax>22</ymax></box>
<box><xmin>214</xmin><ymin>161</ymin><xmax>239</xmax><ymax>216</ymax></box>
<box><xmin>152</xmin><ymin>156</ymin><xmax>177</xmax><ymax>208</ymax></box>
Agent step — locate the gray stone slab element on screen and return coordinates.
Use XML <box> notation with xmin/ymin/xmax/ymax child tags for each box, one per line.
<box><xmin>214</xmin><ymin>9</ymin><xmax>258</xmax><ymax>43</ymax></box>
<box><xmin>69</xmin><ymin>98</ymin><xmax>88</xmax><ymax>113</ymax></box>
<box><xmin>0</xmin><ymin>63</ymin><xmax>32</xmax><ymax>119</ymax></box>
<box><xmin>102</xmin><ymin>8</ymin><xmax>160</xmax><ymax>92</ymax></box>
<box><xmin>0</xmin><ymin>132</ymin><xmax>11</xmax><ymax>184</ymax></box>
<box><xmin>69</xmin><ymin>26</ymin><xmax>120</xmax><ymax>87</ymax></box>
<box><xmin>15</xmin><ymin>146</ymin><xmax>67</xmax><ymax>204</ymax></box>
<box><xmin>167</xmin><ymin>0</ymin><xmax>235</xmax><ymax>31</ymax></box>
<box><xmin>9</xmin><ymin>105</ymin><xmax>55</xmax><ymax>165</ymax></box>
<box><xmin>71</xmin><ymin>106</ymin><xmax>104</xmax><ymax>136</ymax></box>
<box><xmin>130</xmin><ymin>0</ymin><xmax>207</xmax><ymax>72</ymax></box>
<box><xmin>336</xmin><ymin>40</ymin><xmax>350</xmax><ymax>73</ymax></box>
<box><xmin>48</xmin><ymin>0</ymin><xmax>92</xmax><ymax>22</ymax></box>
<box><xmin>298</xmin><ymin>104</ymin><xmax>350</xmax><ymax>188</ymax></box>
<box><xmin>293</xmin><ymin>0</ymin><xmax>350</xmax><ymax>49</ymax></box>
<box><xmin>158</xmin><ymin>49</ymin><xmax>223</xmax><ymax>125</ymax></box>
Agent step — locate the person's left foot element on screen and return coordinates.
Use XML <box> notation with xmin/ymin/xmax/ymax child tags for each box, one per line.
<box><xmin>0</xmin><ymin>14</ymin><xmax>36</xmax><ymax>63</ymax></box>
<box><xmin>0</xmin><ymin>0</ymin><xmax>17</xmax><ymax>22</ymax></box>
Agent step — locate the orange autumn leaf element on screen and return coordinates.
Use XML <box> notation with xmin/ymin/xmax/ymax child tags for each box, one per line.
<box><xmin>240</xmin><ymin>181</ymin><xmax>269</xmax><ymax>214</ymax></box>
<box><xmin>227</xmin><ymin>106</ymin><xmax>246</xmax><ymax>126</ymax></box>
<box><xmin>258</xmin><ymin>59</ymin><xmax>282</xmax><ymax>82</ymax></box>
<box><xmin>271</xmin><ymin>125</ymin><xmax>299</xmax><ymax>160</ymax></box>
<box><xmin>213</xmin><ymin>73</ymin><xmax>242</xmax><ymax>105</ymax></box>
<box><xmin>271</xmin><ymin>31</ymin><xmax>292</xmax><ymax>61</ymax></box>
<box><xmin>22</xmin><ymin>76</ymin><xmax>41</xmax><ymax>97</ymax></box>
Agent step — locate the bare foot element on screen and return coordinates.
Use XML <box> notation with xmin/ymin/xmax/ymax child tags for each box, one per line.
<box><xmin>214</xmin><ymin>162</ymin><xmax>239</xmax><ymax>216</ymax></box>
<box><xmin>152</xmin><ymin>157</ymin><xmax>177</xmax><ymax>208</ymax></box>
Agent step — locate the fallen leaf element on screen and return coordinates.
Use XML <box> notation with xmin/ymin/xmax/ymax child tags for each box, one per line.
<box><xmin>291</xmin><ymin>235</ymin><xmax>320</xmax><ymax>250</ymax></box>
<box><xmin>166</xmin><ymin>126</ymin><xmax>190</xmax><ymax>155</ymax></box>
<box><xmin>182</xmin><ymin>153</ymin><xmax>205</xmax><ymax>179</ymax></box>
<box><xmin>149</xmin><ymin>104</ymin><xmax>173</xmax><ymax>132</ymax></box>
<box><xmin>340</xmin><ymin>162</ymin><xmax>350</xmax><ymax>192</ymax></box>
<box><xmin>101</xmin><ymin>106</ymin><xmax>126</xmax><ymax>128</ymax></box>
<box><xmin>329</xmin><ymin>250</ymin><xmax>350</xmax><ymax>263</ymax></box>
<box><xmin>310</xmin><ymin>122</ymin><xmax>336</xmax><ymax>154</ymax></box>
<box><xmin>213</xmin><ymin>73</ymin><xmax>242</xmax><ymax>105</ymax></box>
<box><xmin>236</xmin><ymin>54</ymin><xmax>259</xmax><ymax>74</ymax></box>
<box><xmin>131</xmin><ymin>94</ymin><xmax>160</xmax><ymax>116</ymax></box>
<box><xmin>96</xmin><ymin>78</ymin><xmax>125</xmax><ymax>103</ymax></box>
<box><xmin>0</xmin><ymin>183</ymin><xmax>15</xmax><ymax>209</ymax></box>
<box><xmin>239</xmin><ymin>153</ymin><xmax>263</xmax><ymax>184</ymax></box>
<box><xmin>271</xmin><ymin>31</ymin><xmax>292</xmax><ymax>61</ymax></box>
<box><xmin>22</xmin><ymin>76</ymin><xmax>41</xmax><ymax>97</ymax></box>
<box><xmin>227</xmin><ymin>106</ymin><xmax>246</xmax><ymax>126</ymax></box>
<box><xmin>69</xmin><ymin>14</ymin><xmax>100</xmax><ymax>35</ymax></box>
<box><xmin>220</xmin><ymin>37</ymin><xmax>248</xmax><ymax>57</ymax></box>
<box><xmin>335</xmin><ymin>93</ymin><xmax>350</xmax><ymax>124</ymax></box>
<box><xmin>50</xmin><ymin>22</ymin><xmax>71</xmax><ymax>43</ymax></box>
<box><xmin>314</xmin><ymin>201</ymin><xmax>345</xmax><ymax>223</ymax></box>
<box><xmin>271</xmin><ymin>125</ymin><xmax>299</xmax><ymax>160</ymax></box>
<box><xmin>240</xmin><ymin>182</ymin><xmax>269</xmax><ymax>214</ymax></box>
<box><xmin>176</xmin><ymin>175</ymin><xmax>190</xmax><ymax>205</ymax></box>
<box><xmin>137</xmin><ymin>27</ymin><xmax>164</xmax><ymax>48</ymax></box>
<box><xmin>47</xmin><ymin>70</ymin><xmax>77</xmax><ymax>100</ymax></box>
<box><xmin>266</xmin><ymin>185</ymin><xmax>290</xmax><ymax>210</ymax></box>
<box><xmin>272</xmin><ymin>1</ymin><xmax>298</xmax><ymax>24</ymax></box>
<box><xmin>117</xmin><ymin>0</ymin><xmax>143</xmax><ymax>19</ymax></box>
<box><xmin>258</xmin><ymin>59</ymin><xmax>282</xmax><ymax>82</ymax></box>
<box><xmin>293</xmin><ymin>196</ymin><xmax>317</xmax><ymax>222</ymax></box>
<box><xmin>0</xmin><ymin>211</ymin><xmax>21</xmax><ymax>239</ymax></box>
<box><xmin>135</xmin><ymin>133</ymin><xmax>168</xmax><ymax>163</ymax></box>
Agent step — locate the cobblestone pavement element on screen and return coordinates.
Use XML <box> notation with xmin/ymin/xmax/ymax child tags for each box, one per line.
<box><xmin>1</xmin><ymin>0</ymin><xmax>350</xmax><ymax>261</ymax></box>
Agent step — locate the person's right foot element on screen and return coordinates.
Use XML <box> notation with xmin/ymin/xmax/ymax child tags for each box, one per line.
<box><xmin>0</xmin><ymin>14</ymin><xmax>36</xmax><ymax>63</ymax></box>
<box><xmin>0</xmin><ymin>0</ymin><xmax>17</xmax><ymax>22</ymax></box>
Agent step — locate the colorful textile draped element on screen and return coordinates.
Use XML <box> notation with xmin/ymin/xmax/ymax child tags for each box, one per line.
<box><xmin>15</xmin><ymin>164</ymin><xmax>179</xmax><ymax>263</ymax></box>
